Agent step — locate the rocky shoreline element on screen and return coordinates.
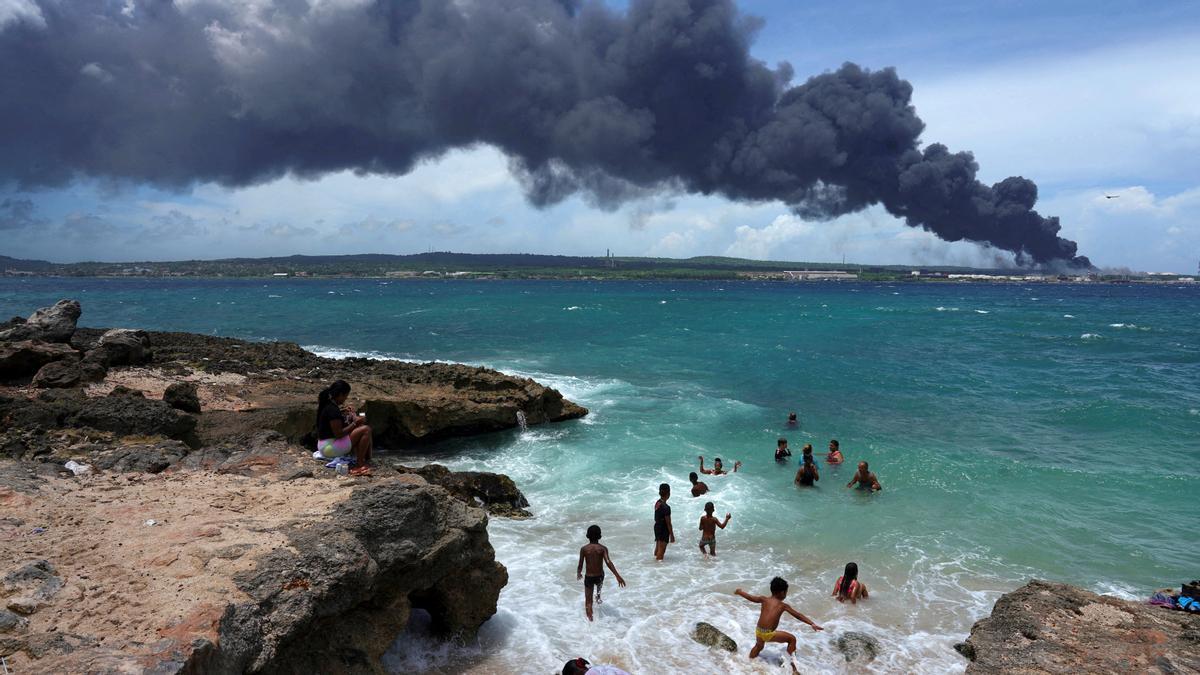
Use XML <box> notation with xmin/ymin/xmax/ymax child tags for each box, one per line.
<box><xmin>958</xmin><ymin>581</ymin><xmax>1200</xmax><ymax>673</ymax></box>
<box><xmin>0</xmin><ymin>300</ymin><xmax>584</xmax><ymax>672</ymax></box>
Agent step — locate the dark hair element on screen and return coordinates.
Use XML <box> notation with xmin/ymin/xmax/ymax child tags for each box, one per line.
<box><xmin>803</xmin><ymin>454</ymin><xmax>814</xmax><ymax>466</ymax></box>
<box><xmin>704</xmin><ymin>501</ymin><xmax>714</xmax><ymax>513</ymax></box>
<box><xmin>689</xmin><ymin>472</ymin><xmax>698</xmax><ymax>483</ymax></box>
<box><xmin>586</xmin><ymin>525</ymin><xmax>601</xmax><ymax>542</ymax></box>
<box><xmin>839</xmin><ymin>562</ymin><xmax>859</xmax><ymax>597</ymax></box>
<box><xmin>318</xmin><ymin>380</ymin><xmax>351</xmax><ymax>409</ymax></box>
<box><xmin>562</xmin><ymin>658</ymin><xmax>589</xmax><ymax>675</ymax></box>
<box><xmin>802</xmin><ymin>444</ymin><xmax>813</xmax><ymax>455</ymax></box>
<box><xmin>659</xmin><ymin>483</ymin><xmax>670</xmax><ymax>495</ymax></box>
<box><xmin>714</xmin><ymin>457</ymin><xmax>722</xmax><ymax>464</ymax></box>
<box><xmin>830</xmin><ymin>439</ymin><xmax>839</xmax><ymax>449</ymax></box>
<box><xmin>777</xmin><ymin>437</ymin><xmax>787</xmax><ymax>446</ymax></box>
<box><xmin>860</xmin><ymin>461</ymin><xmax>869</xmax><ymax>471</ymax></box>
<box><xmin>770</xmin><ymin>576</ymin><xmax>788</xmax><ymax>595</ymax></box>
<box><xmin>788</xmin><ymin>411</ymin><xmax>797</xmax><ymax>419</ymax></box>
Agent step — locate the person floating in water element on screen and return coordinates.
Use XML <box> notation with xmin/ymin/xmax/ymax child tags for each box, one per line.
<box><xmin>734</xmin><ymin>577</ymin><xmax>823</xmax><ymax>673</ymax></box>
<box><xmin>698</xmin><ymin>502</ymin><xmax>731</xmax><ymax>558</ymax></box>
<box><xmin>576</xmin><ymin>524</ymin><xmax>626</xmax><ymax>621</ymax></box>
<box><xmin>846</xmin><ymin>461</ymin><xmax>882</xmax><ymax>492</ymax></box>
<box><xmin>653</xmin><ymin>483</ymin><xmax>675</xmax><ymax>561</ymax></box>
<box><xmin>699</xmin><ymin>455</ymin><xmax>741</xmax><ymax>475</ymax></box>
<box><xmin>832</xmin><ymin>562</ymin><xmax>869</xmax><ymax>604</ymax></box>
<box><xmin>794</xmin><ymin>454</ymin><xmax>819</xmax><ymax>487</ymax></box>
<box><xmin>689</xmin><ymin>472</ymin><xmax>709</xmax><ymax>497</ymax></box>
<box><xmin>775</xmin><ymin>438</ymin><xmax>792</xmax><ymax>462</ymax></box>
<box><xmin>826</xmin><ymin>440</ymin><xmax>844</xmax><ymax>464</ymax></box>
<box><xmin>786</xmin><ymin>411</ymin><xmax>799</xmax><ymax>427</ymax></box>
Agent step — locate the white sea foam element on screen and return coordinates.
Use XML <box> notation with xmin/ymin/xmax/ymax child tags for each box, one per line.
<box><xmin>1063</xmin><ymin>314</ymin><xmax>1075</xmax><ymax>318</ymax></box>
<box><xmin>564</xmin><ymin>306</ymin><xmax>582</xmax><ymax>311</ymax></box>
<box><xmin>267</xmin><ymin>294</ymin><xmax>282</xmax><ymax>298</ymax></box>
<box><xmin>935</xmin><ymin>306</ymin><xmax>960</xmax><ymax>312</ymax></box>
<box><xmin>974</xmin><ymin>310</ymin><xmax>989</xmax><ymax>314</ymax></box>
<box><xmin>1081</xmin><ymin>333</ymin><xmax>1102</xmax><ymax>340</ymax></box>
<box><xmin>660</xmin><ymin>300</ymin><xmax>668</xmax><ymax>304</ymax></box>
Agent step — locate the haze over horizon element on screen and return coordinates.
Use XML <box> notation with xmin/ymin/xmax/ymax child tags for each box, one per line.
<box><xmin>1</xmin><ymin>0</ymin><xmax>1198</xmax><ymax>273</ymax></box>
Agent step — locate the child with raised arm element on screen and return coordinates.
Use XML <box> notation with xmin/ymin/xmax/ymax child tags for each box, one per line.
<box><xmin>734</xmin><ymin>577</ymin><xmax>823</xmax><ymax>673</ymax></box>
<box><xmin>698</xmin><ymin>502</ymin><xmax>732</xmax><ymax>557</ymax></box>
<box><xmin>576</xmin><ymin>525</ymin><xmax>626</xmax><ymax>621</ymax></box>
<box><xmin>698</xmin><ymin>455</ymin><xmax>742</xmax><ymax>475</ymax></box>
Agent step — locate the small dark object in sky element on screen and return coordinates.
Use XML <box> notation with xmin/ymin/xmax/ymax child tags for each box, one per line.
<box><xmin>1105</xmin><ymin>195</ymin><xmax>1120</xmax><ymax>199</ymax></box>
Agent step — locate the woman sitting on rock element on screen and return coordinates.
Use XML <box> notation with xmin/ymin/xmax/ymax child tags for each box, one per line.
<box><xmin>316</xmin><ymin>379</ymin><xmax>373</xmax><ymax>476</ymax></box>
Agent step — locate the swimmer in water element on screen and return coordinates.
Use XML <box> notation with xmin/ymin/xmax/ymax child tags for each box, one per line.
<box><xmin>775</xmin><ymin>438</ymin><xmax>792</xmax><ymax>462</ymax></box>
<box><xmin>826</xmin><ymin>439</ymin><xmax>844</xmax><ymax>464</ymax></box>
<box><xmin>786</xmin><ymin>412</ymin><xmax>799</xmax><ymax>427</ymax></box>
<box><xmin>846</xmin><ymin>461</ymin><xmax>881</xmax><ymax>492</ymax></box>
<box><xmin>698</xmin><ymin>501</ymin><xmax>731</xmax><ymax>558</ymax></box>
<box><xmin>735</xmin><ymin>577</ymin><xmax>822</xmax><ymax>673</ymax></box>
<box><xmin>832</xmin><ymin>562</ymin><xmax>869</xmax><ymax>604</ymax></box>
<box><xmin>689</xmin><ymin>472</ymin><xmax>709</xmax><ymax>497</ymax></box>
<box><xmin>699</xmin><ymin>456</ymin><xmax>742</xmax><ymax>475</ymax></box>
<box><xmin>794</xmin><ymin>454</ymin><xmax>819</xmax><ymax>487</ymax></box>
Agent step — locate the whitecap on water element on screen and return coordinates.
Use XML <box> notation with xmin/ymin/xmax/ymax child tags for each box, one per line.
<box><xmin>1063</xmin><ymin>314</ymin><xmax>1075</xmax><ymax>318</ymax></box>
<box><xmin>267</xmin><ymin>294</ymin><xmax>282</xmax><ymax>298</ymax></box>
<box><xmin>1081</xmin><ymin>333</ymin><xmax>1102</xmax><ymax>340</ymax></box>
<box><xmin>974</xmin><ymin>310</ymin><xmax>989</xmax><ymax>314</ymax></box>
<box><xmin>564</xmin><ymin>306</ymin><xmax>581</xmax><ymax>311</ymax></box>
<box><xmin>660</xmin><ymin>300</ymin><xmax>668</xmax><ymax>304</ymax></box>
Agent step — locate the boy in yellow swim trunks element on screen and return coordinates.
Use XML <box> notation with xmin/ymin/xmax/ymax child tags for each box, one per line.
<box><xmin>734</xmin><ymin>577</ymin><xmax>823</xmax><ymax>672</ymax></box>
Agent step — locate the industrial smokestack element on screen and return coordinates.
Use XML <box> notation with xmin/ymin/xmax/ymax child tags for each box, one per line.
<box><xmin>0</xmin><ymin>0</ymin><xmax>1089</xmax><ymax>267</ymax></box>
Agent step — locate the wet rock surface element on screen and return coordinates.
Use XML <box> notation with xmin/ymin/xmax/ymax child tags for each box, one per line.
<box><xmin>691</xmin><ymin>621</ymin><xmax>738</xmax><ymax>652</ymax></box>
<box><xmin>960</xmin><ymin>580</ymin><xmax>1200</xmax><ymax>674</ymax></box>
<box><xmin>835</xmin><ymin>630</ymin><xmax>881</xmax><ymax>663</ymax></box>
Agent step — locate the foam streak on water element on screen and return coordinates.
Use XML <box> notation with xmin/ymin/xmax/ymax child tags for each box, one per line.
<box><xmin>2</xmin><ymin>278</ymin><xmax>1197</xmax><ymax>674</ymax></box>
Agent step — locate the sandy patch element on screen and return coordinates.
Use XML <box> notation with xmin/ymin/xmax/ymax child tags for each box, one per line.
<box><xmin>85</xmin><ymin>367</ymin><xmax>251</xmax><ymax>410</ymax></box>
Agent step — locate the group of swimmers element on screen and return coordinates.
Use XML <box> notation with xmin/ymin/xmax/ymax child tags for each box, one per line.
<box><xmin>575</xmin><ymin>413</ymin><xmax>883</xmax><ymax>672</ymax></box>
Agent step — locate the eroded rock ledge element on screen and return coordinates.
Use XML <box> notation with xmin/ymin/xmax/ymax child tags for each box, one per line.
<box><xmin>958</xmin><ymin>580</ymin><xmax>1200</xmax><ymax>674</ymax></box>
<box><xmin>0</xmin><ymin>300</ymin><xmax>575</xmax><ymax>672</ymax></box>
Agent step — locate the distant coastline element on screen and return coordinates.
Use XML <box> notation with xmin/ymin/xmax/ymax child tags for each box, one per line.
<box><xmin>2</xmin><ymin>252</ymin><xmax>1194</xmax><ymax>284</ymax></box>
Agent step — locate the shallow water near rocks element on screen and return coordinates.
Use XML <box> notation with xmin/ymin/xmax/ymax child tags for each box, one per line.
<box><xmin>4</xmin><ymin>278</ymin><xmax>1198</xmax><ymax>674</ymax></box>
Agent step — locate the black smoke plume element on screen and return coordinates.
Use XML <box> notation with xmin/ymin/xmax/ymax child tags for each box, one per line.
<box><xmin>0</xmin><ymin>0</ymin><xmax>1089</xmax><ymax>267</ymax></box>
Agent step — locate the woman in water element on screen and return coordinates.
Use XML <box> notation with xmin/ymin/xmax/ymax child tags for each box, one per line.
<box><xmin>832</xmin><ymin>562</ymin><xmax>869</xmax><ymax>604</ymax></box>
<box><xmin>315</xmin><ymin>379</ymin><xmax>373</xmax><ymax>476</ymax></box>
<box><xmin>794</xmin><ymin>454</ymin><xmax>819</xmax><ymax>487</ymax></box>
<box><xmin>826</xmin><ymin>439</ymin><xmax>844</xmax><ymax>464</ymax></box>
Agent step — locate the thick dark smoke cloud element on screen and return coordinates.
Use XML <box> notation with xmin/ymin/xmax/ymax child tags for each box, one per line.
<box><xmin>0</xmin><ymin>0</ymin><xmax>1089</xmax><ymax>266</ymax></box>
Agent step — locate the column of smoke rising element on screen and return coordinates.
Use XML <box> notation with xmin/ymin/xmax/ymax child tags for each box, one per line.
<box><xmin>0</xmin><ymin>0</ymin><xmax>1090</xmax><ymax>267</ymax></box>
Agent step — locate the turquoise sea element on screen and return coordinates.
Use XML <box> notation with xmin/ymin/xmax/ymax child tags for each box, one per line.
<box><xmin>3</xmin><ymin>278</ymin><xmax>1198</xmax><ymax>673</ymax></box>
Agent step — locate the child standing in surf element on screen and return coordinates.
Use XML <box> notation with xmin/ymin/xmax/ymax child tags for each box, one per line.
<box><xmin>576</xmin><ymin>525</ymin><xmax>626</xmax><ymax>621</ymax></box>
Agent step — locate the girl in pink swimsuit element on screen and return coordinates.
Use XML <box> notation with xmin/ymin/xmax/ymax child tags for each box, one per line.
<box><xmin>832</xmin><ymin>562</ymin><xmax>869</xmax><ymax>604</ymax></box>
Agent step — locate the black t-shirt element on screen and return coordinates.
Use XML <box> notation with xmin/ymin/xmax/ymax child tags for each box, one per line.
<box><xmin>317</xmin><ymin>402</ymin><xmax>343</xmax><ymax>439</ymax></box>
<box><xmin>654</xmin><ymin>500</ymin><xmax>671</xmax><ymax>526</ymax></box>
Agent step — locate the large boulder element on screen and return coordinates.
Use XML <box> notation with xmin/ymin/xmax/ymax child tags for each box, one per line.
<box><xmin>959</xmin><ymin>580</ymin><xmax>1200</xmax><ymax>673</ymax></box>
<box><xmin>0</xmin><ymin>341</ymin><xmax>78</xmax><ymax>380</ymax></box>
<box><xmin>66</xmin><ymin>396</ymin><xmax>198</xmax><ymax>448</ymax></box>
<box><xmin>32</xmin><ymin>360</ymin><xmax>82</xmax><ymax>389</ymax></box>
<box><xmin>0</xmin><ymin>300</ymin><xmax>80</xmax><ymax>343</ymax></box>
<box><xmin>397</xmin><ymin>464</ymin><xmax>532</xmax><ymax>518</ymax></box>
<box><xmin>836</xmin><ymin>631</ymin><xmax>881</xmax><ymax>663</ymax></box>
<box><xmin>87</xmin><ymin>329</ymin><xmax>151</xmax><ymax>367</ymax></box>
<box><xmin>692</xmin><ymin>621</ymin><xmax>738</xmax><ymax>652</ymax></box>
<box><xmin>163</xmin><ymin>382</ymin><xmax>201</xmax><ymax>413</ymax></box>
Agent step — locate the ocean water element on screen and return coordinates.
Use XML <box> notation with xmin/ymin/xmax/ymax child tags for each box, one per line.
<box><xmin>3</xmin><ymin>278</ymin><xmax>1198</xmax><ymax>674</ymax></box>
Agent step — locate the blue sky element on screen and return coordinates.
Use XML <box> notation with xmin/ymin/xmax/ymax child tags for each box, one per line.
<box><xmin>2</xmin><ymin>0</ymin><xmax>1199</xmax><ymax>272</ymax></box>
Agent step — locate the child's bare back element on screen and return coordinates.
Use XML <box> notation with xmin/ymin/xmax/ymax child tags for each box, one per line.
<box><xmin>580</xmin><ymin>542</ymin><xmax>607</xmax><ymax>576</ymax></box>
